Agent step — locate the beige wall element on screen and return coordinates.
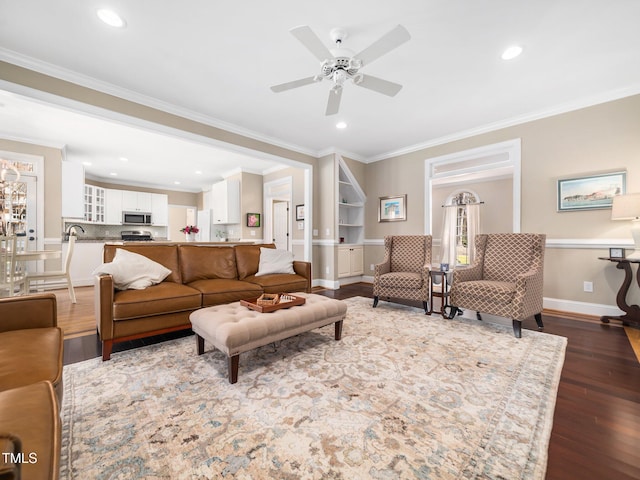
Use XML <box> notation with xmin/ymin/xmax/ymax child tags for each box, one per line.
<box><xmin>239</xmin><ymin>172</ymin><xmax>263</xmax><ymax>240</ymax></box>
<box><xmin>3</xmin><ymin>61</ymin><xmax>639</xmax><ymax>310</ymax></box>
<box><xmin>365</xmin><ymin>94</ymin><xmax>640</xmax><ymax>307</ymax></box>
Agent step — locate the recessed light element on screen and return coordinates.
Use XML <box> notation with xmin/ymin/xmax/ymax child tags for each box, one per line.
<box><xmin>174</xmin><ymin>181</ymin><xmax>181</xmax><ymax>185</ymax></box>
<box><xmin>195</xmin><ymin>170</ymin><xmax>203</xmax><ymax>175</ymax></box>
<box><xmin>119</xmin><ymin>156</ymin><xmax>128</xmax><ymax>162</ymax></box>
<box><xmin>109</xmin><ymin>172</ymin><xmax>118</xmax><ymax>176</ymax></box>
<box><xmin>97</xmin><ymin>9</ymin><xmax>126</xmax><ymax>28</ymax></box>
<box><xmin>501</xmin><ymin>45</ymin><xmax>523</xmax><ymax>60</ymax></box>
<box><xmin>82</xmin><ymin>161</ymin><xmax>92</xmax><ymax>166</ymax></box>
<box><xmin>336</xmin><ymin>121</ymin><xmax>347</xmax><ymax>129</ymax></box>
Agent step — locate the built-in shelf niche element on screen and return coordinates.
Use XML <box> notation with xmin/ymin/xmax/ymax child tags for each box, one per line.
<box><xmin>337</xmin><ymin>156</ymin><xmax>366</xmax><ymax>245</ymax></box>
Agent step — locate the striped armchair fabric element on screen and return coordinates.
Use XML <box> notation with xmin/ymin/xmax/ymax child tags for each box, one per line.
<box><xmin>449</xmin><ymin>233</ymin><xmax>546</xmax><ymax>338</ymax></box>
<box><xmin>372</xmin><ymin>235</ymin><xmax>432</xmax><ymax>313</ymax></box>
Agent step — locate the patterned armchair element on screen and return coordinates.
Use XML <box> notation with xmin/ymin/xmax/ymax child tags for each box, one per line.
<box><xmin>449</xmin><ymin>233</ymin><xmax>546</xmax><ymax>338</ymax></box>
<box><xmin>372</xmin><ymin>235</ymin><xmax>432</xmax><ymax>313</ymax></box>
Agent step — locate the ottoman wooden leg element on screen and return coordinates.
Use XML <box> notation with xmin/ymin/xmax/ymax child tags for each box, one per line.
<box><xmin>334</xmin><ymin>320</ymin><xmax>343</xmax><ymax>340</ymax></box>
<box><xmin>196</xmin><ymin>334</ymin><xmax>205</xmax><ymax>355</ymax></box>
<box><xmin>228</xmin><ymin>355</ymin><xmax>240</xmax><ymax>384</ymax></box>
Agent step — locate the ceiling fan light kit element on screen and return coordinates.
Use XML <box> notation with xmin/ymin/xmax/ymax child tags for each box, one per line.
<box><xmin>271</xmin><ymin>24</ymin><xmax>411</xmax><ymax>116</ymax></box>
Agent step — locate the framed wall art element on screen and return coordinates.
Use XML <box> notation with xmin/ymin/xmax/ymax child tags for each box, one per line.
<box><xmin>296</xmin><ymin>204</ymin><xmax>305</xmax><ymax>221</ymax></box>
<box><xmin>379</xmin><ymin>194</ymin><xmax>407</xmax><ymax>222</ymax></box>
<box><xmin>246</xmin><ymin>213</ymin><xmax>261</xmax><ymax>227</ymax></box>
<box><xmin>557</xmin><ymin>171</ymin><xmax>626</xmax><ymax>212</ymax></box>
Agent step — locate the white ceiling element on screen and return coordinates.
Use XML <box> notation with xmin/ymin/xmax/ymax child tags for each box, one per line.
<box><xmin>1</xmin><ymin>0</ymin><xmax>640</xmax><ymax>192</ymax></box>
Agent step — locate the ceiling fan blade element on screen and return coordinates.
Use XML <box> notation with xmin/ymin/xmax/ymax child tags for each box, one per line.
<box><xmin>290</xmin><ymin>25</ymin><xmax>334</xmax><ymax>62</ymax></box>
<box><xmin>270</xmin><ymin>76</ymin><xmax>319</xmax><ymax>93</ymax></box>
<box><xmin>325</xmin><ymin>86</ymin><xmax>343</xmax><ymax>116</ymax></box>
<box><xmin>355</xmin><ymin>24</ymin><xmax>411</xmax><ymax>67</ymax></box>
<box><xmin>354</xmin><ymin>74</ymin><xmax>403</xmax><ymax>97</ymax></box>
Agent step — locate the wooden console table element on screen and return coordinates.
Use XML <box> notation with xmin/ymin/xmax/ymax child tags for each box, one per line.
<box><xmin>599</xmin><ymin>257</ymin><xmax>640</xmax><ymax>328</ymax></box>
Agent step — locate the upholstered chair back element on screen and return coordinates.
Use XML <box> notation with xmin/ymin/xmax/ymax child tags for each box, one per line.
<box><xmin>389</xmin><ymin>235</ymin><xmax>429</xmax><ymax>274</ymax></box>
<box><xmin>482</xmin><ymin>233</ymin><xmax>539</xmax><ymax>282</ymax></box>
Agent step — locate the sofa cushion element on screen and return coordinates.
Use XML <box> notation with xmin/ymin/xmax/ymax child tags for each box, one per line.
<box><xmin>0</xmin><ymin>327</ymin><xmax>63</xmax><ymax>400</ymax></box>
<box><xmin>0</xmin><ymin>381</ymin><xmax>60</xmax><ymax>480</ymax></box>
<box><xmin>243</xmin><ymin>273</ymin><xmax>309</xmax><ymax>294</ymax></box>
<box><xmin>255</xmin><ymin>247</ymin><xmax>295</xmax><ymax>276</ymax></box>
<box><xmin>235</xmin><ymin>244</ymin><xmax>275</xmax><ymax>280</ymax></box>
<box><xmin>93</xmin><ymin>248</ymin><xmax>172</xmax><ymax>290</ymax></box>
<box><xmin>453</xmin><ymin>280</ymin><xmax>516</xmax><ymax>305</ymax></box>
<box><xmin>113</xmin><ymin>282</ymin><xmax>202</xmax><ymax>320</ymax></box>
<box><xmin>187</xmin><ymin>279</ymin><xmax>263</xmax><ymax>307</ymax></box>
<box><xmin>103</xmin><ymin>244</ymin><xmax>182</xmax><ymax>284</ymax></box>
<box><xmin>179</xmin><ymin>245</ymin><xmax>238</xmax><ymax>283</ymax></box>
<box><xmin>377</xmin><ymin>271</ymin><xmax>423</xmax><ymax>290</ymax></box>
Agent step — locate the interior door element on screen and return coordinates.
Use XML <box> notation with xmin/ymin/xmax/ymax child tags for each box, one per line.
<box><xmin>272</xmin><ymin>201</ymin><xmax>289</xmax><ymax>250</ymax></box>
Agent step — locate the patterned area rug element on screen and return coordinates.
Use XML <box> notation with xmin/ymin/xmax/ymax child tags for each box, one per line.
<box><xmin>60</xmin><ymin>297</ymin><xmax>566</xmax><ymax>479</ymax></box>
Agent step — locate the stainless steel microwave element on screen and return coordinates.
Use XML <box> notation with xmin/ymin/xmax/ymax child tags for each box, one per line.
<box><xmin>123</xmin><ymin>211</ymin><xmax>152</xmax><ymax>225</ymax></box>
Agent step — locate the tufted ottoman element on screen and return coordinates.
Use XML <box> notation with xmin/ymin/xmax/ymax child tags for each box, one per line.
<box><xmin>189</xmin><ymin>293</ymin><xmax>347</xmax><ymax>383</ymax></box>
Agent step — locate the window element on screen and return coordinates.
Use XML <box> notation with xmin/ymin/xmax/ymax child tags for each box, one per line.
<box><xmin>446</xmin><ymin>190</ymin><xmax>479</xmax><ymax>265</ymax></box>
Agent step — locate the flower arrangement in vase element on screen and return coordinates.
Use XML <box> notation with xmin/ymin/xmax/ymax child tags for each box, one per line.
<box><xmin>180</xmin><ymin>225</ymin><xmax>199</xmax><ymax>242</ymax></box>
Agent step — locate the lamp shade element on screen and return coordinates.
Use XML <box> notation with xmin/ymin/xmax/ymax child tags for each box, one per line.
<box><xmin>611</xmin><ymin>193</ymin><xmax>640</xmax><ymax>220</ymax></box>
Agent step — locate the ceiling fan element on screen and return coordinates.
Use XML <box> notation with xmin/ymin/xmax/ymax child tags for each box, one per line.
<box><xmin>270</xmin><ymin>24</ymin><xmax>411</xmax><ymax>116</ymax></box>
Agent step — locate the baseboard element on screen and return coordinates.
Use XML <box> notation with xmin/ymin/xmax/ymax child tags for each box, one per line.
<box><xmin>313</xmin><ymin>279</ymin><xmax>340</xmax><ymax>289</ymax></box>
<box><xmin>543</xmin><ymin>297</ymin><xmax>623</xmax><ymax>319</ymax></box>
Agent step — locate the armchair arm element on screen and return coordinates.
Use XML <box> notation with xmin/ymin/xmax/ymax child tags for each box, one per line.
<box><xmin>0</xmin><ymin>293</ymin><xmax>57</xmax><ymax>333</ymax></box>
<box><xmin>452</xmin><ymin>263</ymin><xmax>483</xmax><ymax>284</ymax></box>
<box><xmin>511</xmin><ymin>268</ymin><xmax>545</xmax><ymax>319</ymax></box>
<box><xmin>293</xmin><ymin>261</ymin><xmax>312</xmax><ymax>293</ymax></box>
<box><xmin>374</xmin><ymin>260</ymin><xmax>391</xmax><ymax>277</ymax></box>
<box><xmin>421</xmin><ymin>262</ymin><xmax>432</xmax><ymax>282</ymax></box>
<box><xmin>95</xmin><ymin>274</ymin><xmax>115</xmax><ymax>341</ymax></box>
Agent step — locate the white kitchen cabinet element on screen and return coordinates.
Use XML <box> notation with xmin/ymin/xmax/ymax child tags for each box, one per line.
<box><xmin>105</xmin><ymin>189</ymin><xmax>123</xmax><ymax>225</ymax></box>
<box><xmin>211</xmin><ymin>180</ymin><xmax>240</xmax><ymax>224</ymax></box>
<box><xmin>151</xmin><ymin>193</ymin><xmax>169</xmax><ymax>226</ymax></box>
<box><xmin>122</xmin><ymin>190</ymin><xmax>152</xmax><ymax>212</ymax></box>
<box><xmin>61</xmin><ymin>161</ymin><xmax>85</xmax><ymax>218</ymax></box>
<box><xmin>338</xmin><ymin>245</ymin><xmax>364</xmax><ymax>278</ymax></box>
<box><xmin>83</xmin><ymin>185</ymin><xmax>105</xmax><ymax>223</ymax></box>
<box><xmin>64</xmin><ymin>241</ymin><xmax>105</xmax><ymax>286</ymax></box>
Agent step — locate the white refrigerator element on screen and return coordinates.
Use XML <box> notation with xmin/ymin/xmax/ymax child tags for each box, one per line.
<box><xmin>196</xmin><ymin>210</ymin><xmax>212</xmax><ymax>241</ymax></box>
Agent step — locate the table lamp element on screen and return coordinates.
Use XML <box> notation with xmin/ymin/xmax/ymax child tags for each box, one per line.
<box><xmin>611</xmin><ymin>193</ymin><xmax>640</xmax><ymax>260</ymax></box>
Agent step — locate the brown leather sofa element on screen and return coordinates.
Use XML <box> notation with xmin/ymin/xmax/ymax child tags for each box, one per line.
<box><xmin>0</xmin><ymin>294</ymin><xmax>63</xmax><ymax>480</ymax></box>
<box><xmin>95</xmin><ymin>243</ymin><xmax>312</xmax><ymax>361</ymax></box>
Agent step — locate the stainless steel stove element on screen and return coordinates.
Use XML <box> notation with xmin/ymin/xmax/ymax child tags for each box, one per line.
<box><xmin>120</xmin><ymin>230</ymin><xmax>153</xmax><ymax>241</ymax></box>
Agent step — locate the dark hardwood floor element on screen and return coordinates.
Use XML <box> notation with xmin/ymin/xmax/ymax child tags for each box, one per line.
<box><xmin>61</xmin><ymin>284</ymin><xmax>640</xmax><ymax>480</ymax></box>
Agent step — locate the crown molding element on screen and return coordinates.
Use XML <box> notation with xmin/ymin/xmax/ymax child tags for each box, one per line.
<box><xmin>366</xmin><ymin>84</ymin><xmax>640</xmax><ymax>163</ymax></box>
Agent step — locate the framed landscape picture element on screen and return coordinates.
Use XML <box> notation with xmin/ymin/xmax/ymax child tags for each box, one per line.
<box><xmin>557</xmin><ymin>171</ymin><xmax>626</xmax><ymax>211</ymax></box>
<box><xmin>379</xmin><ymin>194</ymin><xmax>407</xmax><ymax>222</ymax></box>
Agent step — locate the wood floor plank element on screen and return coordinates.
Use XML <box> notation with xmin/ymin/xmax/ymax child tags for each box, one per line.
<box><xmin>50</xmin><ymin>283</ymin><xmax>640</xmax><ymax>479</ymax></box>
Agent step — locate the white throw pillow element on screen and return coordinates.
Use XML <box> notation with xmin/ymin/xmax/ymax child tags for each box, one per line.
<box><xmin>255</xmin><ymin>247</ymin><xmax>295</xmax><ymax>277</ymax></box>
<box><xmin>92</xmin><ymin>248</ymin><xmax>172</xmax><ymax>290</ymax></box>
